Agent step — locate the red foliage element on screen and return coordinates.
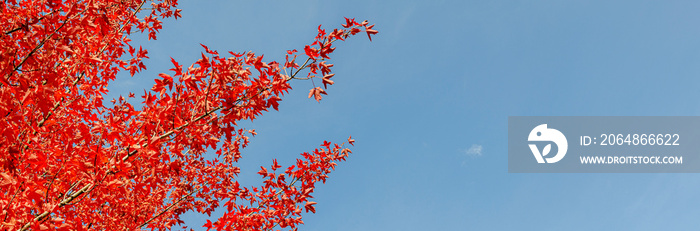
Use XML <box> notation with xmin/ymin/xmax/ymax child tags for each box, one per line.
<box><xmin>0</xmin><ymin>1</ymin><xmax>375</xmax><ymax>230</ymax></box>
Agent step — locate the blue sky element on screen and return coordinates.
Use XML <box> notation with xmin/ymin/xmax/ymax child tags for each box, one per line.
<box><xmin>110</xmin><ymin>1</ymin><xmax>700</xmax><ymax>230</ymax></box>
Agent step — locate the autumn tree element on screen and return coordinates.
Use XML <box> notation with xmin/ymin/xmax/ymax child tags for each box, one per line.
<box><xmin>0</xmin><ymin>0</ymin><xmax>377</xmax><ymax>230</ymax></box>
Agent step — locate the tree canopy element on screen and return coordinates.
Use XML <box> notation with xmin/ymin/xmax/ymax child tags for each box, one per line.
<box><xmin>0</xmin><ymin>1</ymin><xmax>376</xmax><ymax>230</ymax></box>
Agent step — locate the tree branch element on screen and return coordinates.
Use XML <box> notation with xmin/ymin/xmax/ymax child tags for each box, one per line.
<box><xmin>136</xmin><ymin>187</ymin><xmax>198</xmax><ymax>229</ymax></box>
<box><xmin>18</xmin><ymin>183</ymin><xmax>92</xmax><ymax>231</ymax></box>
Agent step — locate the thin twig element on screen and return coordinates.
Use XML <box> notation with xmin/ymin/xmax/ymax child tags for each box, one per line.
<box><xmin>136</xmin><ymin>188</ymin><xmax>198</xmax><ymax>229</ymax></box>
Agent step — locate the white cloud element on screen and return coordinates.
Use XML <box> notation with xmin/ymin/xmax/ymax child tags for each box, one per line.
<box><xmin>464</xmin><ymin>144</ymin><xmax>483</xmax><ymax>157</ymax></box>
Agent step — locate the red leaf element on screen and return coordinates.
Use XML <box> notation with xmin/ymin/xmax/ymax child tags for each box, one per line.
<box><xmin>305</xmin><ymin>201</ymin><xmax>318</xmax><ymax>213</ymax></box>
<box><xmin>258</xmin><ymin>166</ymin><xmax>268</xmax><ymax>176</ymax></box>
<box><xmin>272</xmin><ymin>159</ymin><xmax>281</xmax><ymax>171</ymax></box>
<box><xmin>308</xmin><ymin>87</ymin><xmax>327</xmax><ymax>102</ymax></box>
<box><xmin>342</xmin><ymin>17</ymin><xmax>356</xmax><ymax>28</ymax></box>
<box><xmin>200</xmin><ymin>43</ymin><xmax>218</xmax><ymax>55</ymax></box>
<box><xmin>304</xmin><ymin>45</ymin><xmax>319</xmax><ymax>59</ymax></box>
<box><xmin>57</xmin><ymin>45</ymin><xmax>73</xmax><ymax>54</ymax></box>
<box><xmin>158</xmin><ymin>73</ymin><xmax>173</xmax><ymax>90</ymax></box>
<box><xmin>322</xmin><ymin>74</ymin><xmax>335</xmax><ymax>89</ymax></box>
<box><xmin>365</xmin><ymin>24</ymin><xmax>378</xmax><ymax>41</ymax></box>
<box><xmin>170</xmin><ymin>57</ymin><xmax>183</xmax><ymax>76</ymax></box>
<box><xmin>204</xmin><ymin>219</ymin><xmax>213</xmax><ymax>231</ymax></box>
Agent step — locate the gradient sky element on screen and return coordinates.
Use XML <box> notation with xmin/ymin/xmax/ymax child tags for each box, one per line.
<box><xmin>109</xmin><ymin>1</ymin><xmax>700</xmax><ymax>230</ymax></box>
